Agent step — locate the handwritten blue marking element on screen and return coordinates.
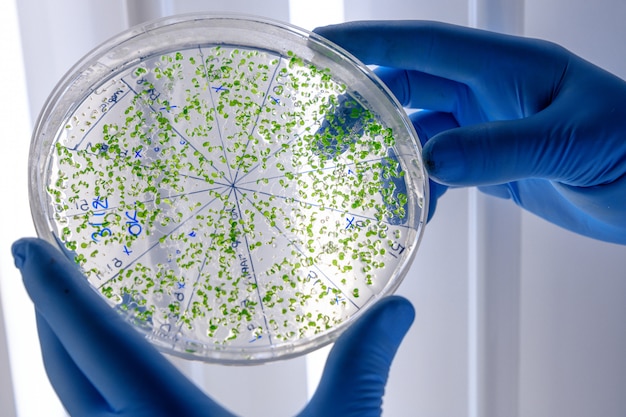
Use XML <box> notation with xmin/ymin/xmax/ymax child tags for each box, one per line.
<box><xmin>125</xmin><ymin>210</ymin><xmax>142</xmax><ymax>237</ymax></box>
<box><xmin>159</xmin><ymin>102</ymin><xmax>178</xmax><ymax>113</ymax></box>
<box><xmin>92</xmin><ymin>196</ymin><xmax>108</xmax><ymax>210</ymax></box>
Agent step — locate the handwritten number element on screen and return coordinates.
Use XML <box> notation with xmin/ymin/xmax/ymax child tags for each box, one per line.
<box><xmin>91</xmin><ymin>227</ymin><xmax>112</xmax><ymax>242</ymax></box>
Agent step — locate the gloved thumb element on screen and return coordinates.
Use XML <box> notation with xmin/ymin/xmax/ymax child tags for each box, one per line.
<box><xmin>299</xmin><ymin>296</ymin><xmax>415</xmax><ymax>417</ymax></box>
<box><xmin>422</xmin><ymin>111</ymin><xmax>562</xmax><ymax>186</ymax></box>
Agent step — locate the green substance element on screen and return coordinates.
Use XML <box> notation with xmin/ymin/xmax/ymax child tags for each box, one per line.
<box><xmin>47</xmin><ymin>45</ymin><xmax>412</xmax><ymax>352</ymax></box>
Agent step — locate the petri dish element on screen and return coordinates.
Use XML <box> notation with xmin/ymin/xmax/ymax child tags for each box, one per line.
<box><xmin>29</xmin><ymin>14</ymin><xmax>428</xmax><ymax>364</ymax></box>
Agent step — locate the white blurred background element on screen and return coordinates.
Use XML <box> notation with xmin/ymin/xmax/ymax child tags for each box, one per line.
<box><xmin>1</xmin><ymin>0</ymin><xmax>625</xmax><ymax>416</ymax></box>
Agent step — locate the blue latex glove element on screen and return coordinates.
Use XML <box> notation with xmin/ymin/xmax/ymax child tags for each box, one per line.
<box><xmin>315</xmin><ymin>21</ymin><xmax>626</xmax><ymax>244</ymax></box>
<box><xmin>12</xmin><ymin>237</ymin><xmax>414</xmax><ymax>417</ymax></box>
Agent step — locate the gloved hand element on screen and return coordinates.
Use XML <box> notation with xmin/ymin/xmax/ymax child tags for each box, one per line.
<box><xmin>315</xmin><ymin>21</ymin><xmax>626</xmax><ymax>244</ymax></box>
<box><xmin>12</xmin><ymin>237</ymin><xmax>414</xmax><ymax>417</ymax></box>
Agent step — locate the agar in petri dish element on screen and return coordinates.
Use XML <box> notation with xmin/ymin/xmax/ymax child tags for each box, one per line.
<box><xmin>29</xmin><ymin>14</ymin><xmax>428</xmax><ymax>363</ymax></box>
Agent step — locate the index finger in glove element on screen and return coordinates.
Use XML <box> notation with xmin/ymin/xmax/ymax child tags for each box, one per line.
<box><xmin>314</xmin><ymin>20</ymin><xmax>564</xmax><ymax>87</ymax></box>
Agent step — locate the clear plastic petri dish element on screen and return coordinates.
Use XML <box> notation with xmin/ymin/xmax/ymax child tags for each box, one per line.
<box><xmin>29</xmin><ymin>13</ymin><xmax>428</xmax><ymax>364</ymax></box>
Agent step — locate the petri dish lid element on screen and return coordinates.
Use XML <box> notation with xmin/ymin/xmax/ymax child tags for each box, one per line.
<box><xmin>29</xmin><ymin>13</ymin><xmax>428</xmax><ymax>364</ymax></box>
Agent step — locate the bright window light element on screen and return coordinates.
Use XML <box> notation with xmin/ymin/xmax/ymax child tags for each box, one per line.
<box><xmin>289</xmin><ymin>0</ymin><xmax>344</xmax><ymax>30</ymax></box>
<box><xmin>0</xmin><ymin>1</ymin><xmax>68</xmax><ymax>416</ymax></box>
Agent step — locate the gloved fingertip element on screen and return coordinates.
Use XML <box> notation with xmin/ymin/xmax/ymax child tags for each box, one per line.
<box><xmin>311</xmin><ymin>26</ymin><xmax>327</xmax><ymax>35</ymax></box>
<box><xmin>373</xmin><ymin>296</ymin><xmax>415</xmax><ymax>345</ymax></box>
<box><xmin>422</xmin><ymin>138</ymin><xmax>466</xmax><ymax>185</ymax></box>
<box><xmin>11</xmin><ymin>238</ymin><xmax>54</xmax><ymax>270</ymax></box>
<box><xmin>11</xmin><ymin>238</ymin><xmax>33</xmax><ymax>269</ymax></box>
